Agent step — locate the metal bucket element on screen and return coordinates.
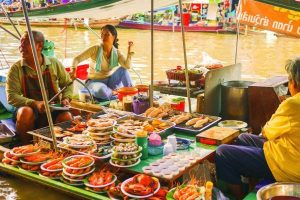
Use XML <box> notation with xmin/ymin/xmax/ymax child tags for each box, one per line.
<box><xmin>257</xmin><ymin>182</ymin><xmax>300</xmax><ymax>200</ymax></box>
<box><xmin>221</xmin><ymin>81</ymin><xmax>255</xmax><ymax>122</ymax></box>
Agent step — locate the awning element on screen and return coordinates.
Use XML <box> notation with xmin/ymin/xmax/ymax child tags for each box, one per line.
<box><xmin>255</xmin><ymin>0</ymin><xmax>300</xmax><ymax>12</ymax></box>
<box><xmin>238</xmin><ymin>0</ymin><xmax>300</xmax><ymax>37</ymax></box>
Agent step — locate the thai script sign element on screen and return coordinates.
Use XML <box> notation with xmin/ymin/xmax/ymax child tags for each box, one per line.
<box><xmin>238</xmin><ymin>0</ymin><xmax>300</xmax><ymax>37</ymax></box>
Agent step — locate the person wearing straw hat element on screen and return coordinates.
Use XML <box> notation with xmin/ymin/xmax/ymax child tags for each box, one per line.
<box><xmin>215</xmin><ymin>57</ymin><xmax>300</xmax><ymax>200</ymax></box>
<box><xmin>6</xmin><ymin>30</ymin><xmax>73</xmax><ymax>144</ymax></box>
<box><xmin>70</xmin><ymin>24</ymin><xmax>134</xmax><ymax>100</ymax></box>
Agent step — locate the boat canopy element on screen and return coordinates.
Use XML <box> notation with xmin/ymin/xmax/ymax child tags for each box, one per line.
<box><xmin>0</xmin><ymin>0</ymin><xmax>184</xmax><ymax>19</ymax></box>
<box><xmin>255</xmin><ymin>0</ymin><xmax>300</xmax><ymax>11</ymax></box>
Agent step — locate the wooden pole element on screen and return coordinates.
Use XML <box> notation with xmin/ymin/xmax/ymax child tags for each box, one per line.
<box><xmin>21</xmin><ymin>0</ymin><xmax>58</xmax><ymax>151</ymax></box>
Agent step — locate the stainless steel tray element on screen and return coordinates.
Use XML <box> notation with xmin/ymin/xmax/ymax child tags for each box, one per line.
<box><xmin>117</xmin><ymin>115</ymin><xmax>175</xmax><ymax>135</ymax></box>
<box><xmin>170</xmin><ymin>113</ymin><xmax>221</xmax><ymax>134</ymax></box>
<box><xmin>0</xmin><ymin>123</ymin><xmax>15</xmax><ymax>144</ymax></box>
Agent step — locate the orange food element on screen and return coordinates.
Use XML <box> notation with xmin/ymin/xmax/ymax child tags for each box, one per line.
<box><xmin>144</xmin><ymin>124</ymin><xmax>154</xmax><ymax>132</ymax></box>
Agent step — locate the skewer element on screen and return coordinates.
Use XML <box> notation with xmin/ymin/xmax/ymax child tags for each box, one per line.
<box><xmin>48</xmin><ymin>81</ymin><xmax>73</xmax><ymax>104</ymax></box>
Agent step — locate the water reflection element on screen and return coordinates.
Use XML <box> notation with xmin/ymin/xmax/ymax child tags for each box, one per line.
<box><xmin>0</xmin><ymin>174</ymin><xmax>75</xmax><ymax>200</ymax></box>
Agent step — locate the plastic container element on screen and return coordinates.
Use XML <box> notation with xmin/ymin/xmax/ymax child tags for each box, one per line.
<box><xmin>148</xmin><ymin>143</ymin><xmax>164</xmax><ymax>156</ymax></box>
<box><xmin>163</xmin><ymin>142</ymin><xmax>174</xmax><ymax>156</ymax></box>
<box><xmin>66</xmin><ymin>64</ymin><xmax>89</xmax><ymax>80</ymax></box>
<box><xmin>78</xmin><ymin>89</ymin><xmax>91</xmax><ymax>102</ymax></box>
<box><xmin>132</xmin><ymin>98</ymin><xmax>150</xmax><ymax>114</ymax></box>
<box><xmin>117</xmin><ymin>87</ymin><xmax>138</xmax><ymax>101</ymax></box>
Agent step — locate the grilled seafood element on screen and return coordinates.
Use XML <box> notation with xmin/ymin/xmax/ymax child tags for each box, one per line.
<box><xmin>12</xmin><ymin>144</ymin><xmax>40</xmax><ymax>155</ymax></box>
<box><xmin>124</xmin><ymin>174</ymin><xmax>159</xmax><ymax>196</ymax></box>
<box><xmin>193</xmin><ymin>117</ymin><xmax>209</xmax><ymax>128</ymax></box>
<box><xmin>185</xmin><ymin>117</ymin><xmax>203</xmax><ymax>126</ymax></box>
<box><xmin>64</xmin><ymin>156</ymin><xmax>94</xmax><ymax>168</ymax></box>
<box><xmin>88</xmin><ymin>169</ymin><xmax>114</xmax><ymax>186</ymax></box>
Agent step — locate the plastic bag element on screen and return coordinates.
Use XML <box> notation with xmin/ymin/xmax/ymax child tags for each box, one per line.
<box><xmin>196</xmin><ymin>52</ymin><xmax>224</xmax><ymax>70</ymax></box>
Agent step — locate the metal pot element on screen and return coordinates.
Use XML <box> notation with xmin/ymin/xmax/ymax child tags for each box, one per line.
<box><xmin>257</xmin><ymin>182</ymin><xmax>300</xmax><ymax>200</ymax></box>
<box><xmin>221</xmin><ymin>80</ymin><xmax>255</xmax><ymax>122</ymax></box>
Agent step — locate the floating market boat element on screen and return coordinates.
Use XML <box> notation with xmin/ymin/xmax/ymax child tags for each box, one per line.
<box><xmin>0</xmin><ymin>18</ymin><xmax>121</xmax><ymax>29</ymax></box>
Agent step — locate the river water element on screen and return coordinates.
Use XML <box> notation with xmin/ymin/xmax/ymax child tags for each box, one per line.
<box><xmin>0</xmin><ymin>26</ymin><xmax>300</xmax><ymax>199</ymax></box>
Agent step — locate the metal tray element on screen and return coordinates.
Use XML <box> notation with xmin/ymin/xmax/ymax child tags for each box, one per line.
<box><xmin>170</xmin><ymin>113</ymin><xmax>221</xmax><ymax>135</ymax></box>
<box><xmin>27</xmin><ymin>121</ymin><xmax>74</xmax><ymax>142</ymax></box>
<box><xmin>257</xmin><ymin>182</ymin><xmax>300</xmax><ymax>200</ymax></box>
<box><xmin>0</xmin><ymin>123</ymin><xmax>15</xmax><ymax>144</ymax></box>
<box><xmin>117</xmin><ymin>115</ymin><xmax>175</xmax><ymax>135</ymax></box>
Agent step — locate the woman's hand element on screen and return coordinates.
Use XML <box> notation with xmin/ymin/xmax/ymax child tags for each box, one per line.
<box><xmin>69</xmin><ymin>69</ymin><xmax>76</xmax><ymax>80</ymax></box>
<box><xmin>128</xmin><ymin>41</ymin><xmax>134</xmax><ymax>54</ymax></box>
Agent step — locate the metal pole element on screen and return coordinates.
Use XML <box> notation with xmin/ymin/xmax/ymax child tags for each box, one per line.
<box><xmin>149</xmin><ymin>0</ymin><xmax>154</xmax><ymax>107</ymax></box>
<box><xmin>0</xmin><ymin>25</ymin><xmax>20</xmax><ymax>40</ymax></box>
<box><xmin>178</xmin><ymin>0</ymin><xmax>192</xmax><ymax>113</ymax></box>
<box><xmin>234</xmin><ymin>2</ymin><xmax>241</xmax><ymax>64</ymax></box>
<box><xmin>0</xmin><ymin>4</ymin><xmax>21</xmax><ymax>38</ymax></box>
<box><xmin>21</xmin><ymin>0</ymin><xmax>58</xmax><ymax>151</ymax></box>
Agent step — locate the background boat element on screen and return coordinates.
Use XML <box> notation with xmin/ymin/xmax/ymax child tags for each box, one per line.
<box><xmin>118</xmin><ymin>20</ymin><xmax>235</xmax><ymax>33</ymax></box>
<box><xmin>0</xmin><ymin>0</ymin><xmax>180</xmax><ymax>19</ymax></box>
<box><xmin>0</xmin><ymin>18</ymin><xmax>120</xmax><ymax>29</ymax></box>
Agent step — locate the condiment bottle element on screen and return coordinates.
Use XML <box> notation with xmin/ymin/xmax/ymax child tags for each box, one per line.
<box><xmin>205</xmin><ymin>181</ymin><xmax>213</xmax><ymax>200</ymax></box>
<box><xmin>167</xmin><ymin>135</ymin><xmax>177</xmax><ymax>152</ymax></box>
<box><xmin>163</xmin><ymin>142</ymin><xmax>174</xmax><ymax>156</ymax></box>
<box><xmin>135</xmin><ymin>130</ymin><xmax>148</xmax><ymax>160</ymax></box>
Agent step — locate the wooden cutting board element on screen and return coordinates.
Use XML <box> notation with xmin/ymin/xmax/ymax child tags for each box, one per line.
<box><xmin>196</xmin><ymin>126</ymin><xmax>239</xmax><ymax>145</ymax></box>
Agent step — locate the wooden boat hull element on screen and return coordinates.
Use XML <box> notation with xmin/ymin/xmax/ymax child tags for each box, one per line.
<box><xmin>118</xmin><ymin>21</ymin><xmax>236</xmax><ymax>33</ymax></box>
<box><xmin>0</xmin><ymin>18</ymin><xmax>120</xmax><ymax>29</ymax></box>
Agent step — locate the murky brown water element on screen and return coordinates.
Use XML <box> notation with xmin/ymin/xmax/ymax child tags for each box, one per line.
<box><xmin>1</xmin><ymin>26</ymin><xmax>300</xmax><ymax>83</ymax></box>
<box><xmin>0</xmin><ymin>25</ymin><xmax>300</xmax><ymax>199</ymax></box>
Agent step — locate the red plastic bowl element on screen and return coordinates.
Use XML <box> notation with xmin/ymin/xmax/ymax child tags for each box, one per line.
<box><xmin>134</xmin><ymin>85</ymin><xmax>149</xmax><ymax>93</ymax></box>
<box><xmin>117</xmin><ymin>87</ymin><xmax>138</xmax><ymax>101</ymax></box>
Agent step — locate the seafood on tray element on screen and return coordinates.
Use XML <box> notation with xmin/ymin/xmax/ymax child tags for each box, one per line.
<box><xmin>87</xmin><ymin>118</ymin><xmax>115</xmax><ymax>128</ymax></box>
<box><xmin>112</xmin><ymin>143</ymin><xmax>140</xmax><ymax>153</ymax></box>
<box><xmin>117</xmin><ymin>118</ymin><xmax>172</xmax><ymax>134</ymax></box>
<box><xmin>143</xmin><ymin>103</ymin><xmax>176</xmax><ymax>119</ymax></box>
<box><xmin>169</xmin><ymin>178</ymin><xmax>205</xmax><ymax>200</ymax></box>
<box><xmin>86</xmin><ymin>168</ymin><xmax>116</xmax><ymax>188</ymax></box>
<box><xmin>93</xmin><ymin>146</ymin><xmax>112</xmax><ymax>157</ymax></box>
<box><xmin>21</xmin><ymin>151</ymin><xmax>53</xmax><ymax>163</ymax></box>
<box><xmin>53</xmin><ymin>126</ymin><xmax>73</xmax><ymax>138</ymax></box>
<box><xmin>63</xmin><ymin>134</ymin><xmax>95</xmax><ymax>148</ymax></box>
<box><xmin>11</xmin><ymin>144</ymin><xmax>40</xmax><ymax>156</ymax></box>
<box><xmin>40</xmin><ymin>159</ymin><xmax>64</xmax><ymax>178</ymax></box>
<box><xmin>169</xmin><ymin>113</ymin><xmax>214</xmax><ymax>129</ymax></box>
<box><xmin>122</xmin><ymin>174</ymin><xmax>160</xmax><ymax>197</ymax></box>
<box><xmin>41</xmin><ymin>157</ymin><xmax>64</xmax><ymax>171</ymax></box>
<box><xmin>66</xmin><ymin>119</ymin><xmax>87</xmax><ymax>132</ymax></box>
<box><xmin>2</xmin><ymin>152</ymin><xmax>20</xmax><ymax>166</ymax></box>
<box><xmin>63</xmin><ymin>155</ymin><xmax>95</xmax><ymax>169</ymax></box>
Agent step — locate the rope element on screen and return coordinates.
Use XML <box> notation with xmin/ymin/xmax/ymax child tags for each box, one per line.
<box><xmin>0</xmin><ymin>49</ymin><xmax>10</xmax><ymax>69</ymax></box>
<box><xmin>64</xmin><ymin>18</ymin><xmax>68</xmax><ymax>59</ymax></box>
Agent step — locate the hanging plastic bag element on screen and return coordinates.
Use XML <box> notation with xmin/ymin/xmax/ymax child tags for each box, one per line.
<box><xmin>196</xmin><ymin>52</ymin><xmax>224</xmax><ymax>70</ymax></box>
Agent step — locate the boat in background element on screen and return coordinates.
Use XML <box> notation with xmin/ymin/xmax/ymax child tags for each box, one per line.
<box><xmin>0</xmin><ymin>18</ymin><xmax>120</xmax><ymax>29</ymax></box>
<box><xmin>118</xmin><ymin>20</ymin><xmax>235</xmax><ymax>33</ymax></box>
